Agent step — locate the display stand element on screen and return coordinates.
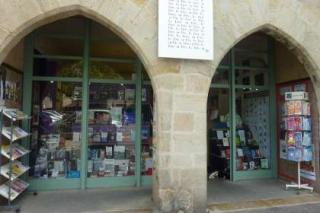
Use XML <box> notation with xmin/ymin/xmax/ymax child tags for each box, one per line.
<box><xmin>282</xmin><ymin>92</ymin><xmax>313</xmax><ymax>193</ymax></box>
<box><xmin>286</xmin><ymin>161</ymin><xmax>313</xmax><ymax>192</ymax></box>
<box><xmin>0</xmin><ymin>108</ymin><xmax>30</xmax><ymax>213</ymax></box>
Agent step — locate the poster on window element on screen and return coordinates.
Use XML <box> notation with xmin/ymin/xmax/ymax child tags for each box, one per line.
<box><xmin>0</xmin><ymin>64</ymin><xmax>22</xmax><ymax>108</ymax></box>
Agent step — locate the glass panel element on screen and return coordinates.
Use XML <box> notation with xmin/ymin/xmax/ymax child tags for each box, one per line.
<box><xmin>235</xmin><ymin>33</ymin><xmax>268</xmax><ymax>52</ymax></box>
<box><xmin>254</xmin><ymin>71</ymin><xmax>268</xmax><ymax>86</ymax></box>
<box><xmin>87</xmin><ymin>83</ymin><xmax>136</xmax><ymax>177</ymax></box>
<box><xmin>235</xmin><ymin>89</ymin><xmax>271</xmax><ymax>171</ymax></box>
<box><xmin>141</xmin><ymin>84</ymin><xmax>153</xmax><ymax>176</ymax></box>
<box><xmin>235</xmin><ymin>69</ymin><xmax>251</xmax><ymax>86</ymax></box>
<box><xmin>212</xmin><ymin>68</ymin><xmax>229</xmax><ymax>85</ymax></box>
<box><xmin>90</xmin><ymin>22</ymin><xmax>136</xmax><ymax>59</ymax></box>
<box><xmin>89</xmin><ymin>61</ymin><xmax>135</xmax><ymax>80</ymax></box>
<box><xmin>33</xmin><ymin>58</ymin><xmax>82</xmax><ymax>77</ymax></box>
<box><xmin>207</xmin><ymin>88</ymin><xmax>230</xmax><ymax>179</ymax></box>
<box><xmin>235</xmin><ymin>52</ymin><xmax>268</xmax><ymax>68</ymax></box>
<box><xmin>34</xmin><ymin>36</ymin><xmax>84</xmax><ymax>56</ymax></box>
<box><xmin>30</xmin><ymin>81</ymin><xmax>82</xmax><ymax>179</ymax></box>
<box><xmin>90</xmin><ymin>41</ymin><xmax>136</xmax><ymax>59</ymax></box>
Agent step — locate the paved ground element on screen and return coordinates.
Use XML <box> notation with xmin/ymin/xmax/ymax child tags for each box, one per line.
<box><xmin>6</xmin><ymin>179</ymin><xmax>319</xmax><ymax>213</ymax></box>
<box><xmin>240</xmin><ymin>203</ymin><xmax>320</xmax><ymax>213</ymax></box>
<box><xmin>207</xmin><ymin>179</ymin><xmax>303</xmax><ymax>204</ymax></box>
<box><xmin>16</xmin><ymin>187</ymin><xmax>153</xmax><ymax>213</ymax></box>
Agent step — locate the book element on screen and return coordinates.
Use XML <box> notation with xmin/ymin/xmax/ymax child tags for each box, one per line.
<box><xmin>293</xmin><ymin>101</ymin><xmax>302</xmax><ymax>115</ymax></box>
<box><xmin>216</xmin><ymin>130</ymin><xmax>224</xmax><ymax>140</ymax></box>
<box><xmin>303</xmin><ymin>102</ymin><xmax>310</xmax><ymax>115</ymax></box>
<box><xmin>294</xmin><ymin>132</ymin><xmax>302</xmax><ymax>147</ymax></box>
<box><xmin>3</xmin><ymin>109</ymin><xmax>29</xmax><ymax>121</ymax></box>
<box><xmin>238</xmin><ymin>130</ymin><xmax>246</xmax><ymax>143</ymax></box>
<box><xmin>303</xmin><ymin>146</ymin><xmax>313</xmax><ymax>162</ymax></box>
<box><xmin>222</xmin><ymin>138</ymin><xmax>229</xmax><ymax>146</ymax></box>
<box><xmin>286</xmin><ymin>132</ymin><xmax>295</xmax><ymax>146</ymax></box>
<box><xmin>286</xmin><ymin>101</ymin><xmax>295</xmax><ymax>115</ymax></box>
<box><xmin>302</xmin><ymin>132</ymin><xmax>312</xmax><ymax>146</ymax></box>
<box><xmin>303</xmin><ymin>117</ymin><xmax>311</xmax><ymax>131</ymax></box>
<box><xmin>2</xmin><ymin>126</ymin><xmax>29</xmax><ymax>141</ymax></box>
<box><xmin>1</xmin><ymin>144</ymin><xmax>30</xmax><ymax>160</ymax></box>
<box><xmin>0</xmin><ymin>161</ymin><xmax>30</xmax><ymax>180</ymax></box>
<box><xmin>237</xmin><ymin>148</ymin><xmax>244</xmax><ymax>157</ymax></box>
<box><xmin>0</xmin><ymin>179</ymin><xmax>29</xmax><ymax>201</ymax></box>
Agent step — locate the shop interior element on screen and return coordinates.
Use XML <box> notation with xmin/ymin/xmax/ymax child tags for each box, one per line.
<box><xmin>207</xmin><ymin>32</ymin><xmax>319</xmax><ymax>203</ymax></box>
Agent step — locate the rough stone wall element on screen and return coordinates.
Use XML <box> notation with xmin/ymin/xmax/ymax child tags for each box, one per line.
<box><xmin>0</xmin><ymin>0</ymin><xmax>320</xmax><ymax>212</ymax></box>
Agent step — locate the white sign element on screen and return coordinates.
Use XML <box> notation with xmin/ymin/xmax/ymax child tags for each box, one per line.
<box><xmin>158</xmin><ymin>0</ymin><xmax>213</xmax><ymax>60</ymax></box>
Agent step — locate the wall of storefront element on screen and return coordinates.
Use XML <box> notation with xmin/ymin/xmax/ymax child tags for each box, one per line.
<box><xmin>0</xmin><ymin>1</ymin><xmax>320</xmax><ymax>212</ymax></box>
<box><xmin>275</xmin><ymin>42</ymin><xmax>309</xmax><ymax>83</ymax></box>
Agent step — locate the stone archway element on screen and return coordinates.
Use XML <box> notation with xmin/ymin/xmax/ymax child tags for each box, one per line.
<box><xmin>1</xmin><ymin>1</ymin><xmax>320</xmax><ymax>212</ymax></box>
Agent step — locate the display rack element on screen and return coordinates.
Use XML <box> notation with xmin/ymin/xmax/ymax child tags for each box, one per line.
<box><xmin>208</xmin><ymin>128</ymin><xmax>230</xmax><ymax>179</ymax></box>
<box><xmin>282</xmin><ymin>92</ymin><xmax>313</xmax><ymax>192</ymax></box>
<box><xmin>0</xmin><ymin>108</ymin><xmax>30</xmax><ymax>212</ymax></box>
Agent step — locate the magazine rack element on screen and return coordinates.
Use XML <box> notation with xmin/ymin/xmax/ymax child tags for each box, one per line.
<box><xmin>0</xmin><ymin>108</ymin><xmax>30</xmax><ymax>212</ymax></box>
<box><xmin>283</xmin><ymin>92</ymin><xmax>313</xmax><ymax>193</ymax></box>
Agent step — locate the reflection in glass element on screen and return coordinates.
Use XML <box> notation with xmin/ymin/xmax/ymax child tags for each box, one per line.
<box><xmin>30</xmin><ymin>82</ymin><xmax>82</xmax><ymax>178</ymax></box>
<box><xmin>34</xmin><ymin>36</ymin><xmax>84</xmax><ymax>57</ymax></box>
<box><xmin>89</xmin><ymin>61</ymin><xmax>135</xmax><ymax>80</ymax></box>
<box><xmin>235</xmin><ymin>89</ymin><xmax>270</xmax><ymax>171</ymax></box>
<box><xmin>33</xmin><ymin>58</ymin><xmax>82</xmax><ymax>77</ymax></box>
<box><xmin>86</xmin><ymin>83</ymin><xmax>136</xmax><ymax>177</ymax></box>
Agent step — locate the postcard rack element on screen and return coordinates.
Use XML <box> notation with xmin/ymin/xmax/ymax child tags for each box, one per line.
<box><xmin>0</xmin><ymin>108</ymin><xmax>30</xmax><ymax>212</ymax></box>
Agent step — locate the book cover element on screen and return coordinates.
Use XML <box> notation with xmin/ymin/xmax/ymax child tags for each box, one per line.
<box><xmin>294</xmin><ymin>132</ymin><xmax>302</xmax><ymax>147</ymax></box>
<box><xmin>286</xmin><ymin>132</ymin><xmax>295</xmax><ymax>146</ymax></box>
<box><xmin>2</xmin><ymin>126</ymin><xmax>29</xmax><ymax>141</ymax></box>
<box><xmin>303</xmin><ymin>117</ymin><xmax>311</xmax><ymax>131</ymax></box>
<box><xmin>293</xmin><ymin>101</ymin><xmax>303</xmax><ymax>115</ymax></box>
<box><xmin>302</xmin><ymin>132</ymin><xmax>312</xmax><ymax>146</ymax></box>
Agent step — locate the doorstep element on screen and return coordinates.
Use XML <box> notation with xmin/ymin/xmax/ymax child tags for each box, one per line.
<box><xmin>207</xmin><ymin>193</ymin><xmax>320</xmax><ymax>212</ymax></box>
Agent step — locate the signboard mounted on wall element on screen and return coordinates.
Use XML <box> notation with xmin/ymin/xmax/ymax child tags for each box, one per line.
<box><xmin>158</xmin><ymin>0</ymin><xmax>214</xmax><ymax>60</ymax></box>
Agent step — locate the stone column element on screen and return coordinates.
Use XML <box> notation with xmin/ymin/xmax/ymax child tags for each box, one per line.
<box><xmin>152</xmin><ymin>61</ymin><xmax>211</xmax><ymax>212</ymax></box>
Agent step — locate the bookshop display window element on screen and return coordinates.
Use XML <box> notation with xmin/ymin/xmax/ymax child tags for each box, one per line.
<box><xmin>87</xmin><ymin>83</ymin><xmax>136</xmax><ymax>178</ymax></box>
<box><xmin>30</xmin><ymin>81</ymin><xmax>82</xmax><ymax>178</ymax></box>
<box><xmin>208</xmin><ymin>33</ymin><xmax>275</xmax><ymax>181</ymax></box>
<box><xmin>24</xmin><ymin>17</ymin><xmax>154</xmax><ymax>189</ymax></box>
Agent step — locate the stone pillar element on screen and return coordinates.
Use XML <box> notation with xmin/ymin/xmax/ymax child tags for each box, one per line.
<box><xmin>152</xmin><ymin>62</ymin><xmax>211</xmax><ymax>212</ymax></box>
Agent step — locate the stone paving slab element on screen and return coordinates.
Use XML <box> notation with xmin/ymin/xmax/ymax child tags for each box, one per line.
<box><xmin>207</xmin><ymin>194</ymin><xmax>320</xmax><ymax>212</ymax></box>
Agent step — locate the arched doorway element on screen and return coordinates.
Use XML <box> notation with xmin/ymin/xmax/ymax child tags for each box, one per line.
<box><xmin>207</xmin><ymin>32</ymin><xmax>319</xmax><ymax>206</ymax></box>
<box><xmin>0</xmin><ymin>16</ymin><xmax>155</xmax><ymax>207</ymax></box>
<box><xmin>24</xmin><ymin>16</ymin><xmax>154</xmax><ymax>190</ymax></box>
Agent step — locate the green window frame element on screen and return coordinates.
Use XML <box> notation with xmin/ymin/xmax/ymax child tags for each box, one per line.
<box><xmin>22</xmin><ymin>19</ymin><xmax>152</xmax><ymax>191</ymax></box>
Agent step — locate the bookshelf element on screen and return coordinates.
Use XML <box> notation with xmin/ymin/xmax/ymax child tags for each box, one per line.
<box><xmin>0</xmin><ymin>108</ymin><xmax>31</xmax><ymax>212</ymax></box>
